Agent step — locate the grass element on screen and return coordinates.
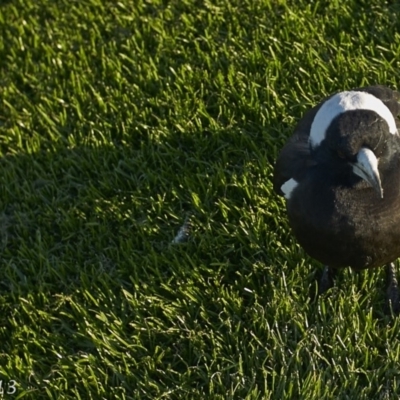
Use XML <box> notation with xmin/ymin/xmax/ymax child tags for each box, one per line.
<box><xmin>1</xmin><ymin>0</ymin><xmax>400</xmax><ymax>398</ymax></box>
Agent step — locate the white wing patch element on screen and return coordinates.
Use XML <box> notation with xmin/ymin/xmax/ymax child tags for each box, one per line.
<box><xmin>281</xmin><ymin>178</ymin><xmax>299</xmax><ymax>200</ymax></box>
<box><xmin>309</xmin><ymin>91</ymin><xmax>397</xmax><ymax>149</ymax></box>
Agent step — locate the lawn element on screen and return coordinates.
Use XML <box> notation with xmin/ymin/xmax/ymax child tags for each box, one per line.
<box><xmin>1</xmin><ymin>0</ymin><xmax>400</xmax><ymax>398</ymax></box>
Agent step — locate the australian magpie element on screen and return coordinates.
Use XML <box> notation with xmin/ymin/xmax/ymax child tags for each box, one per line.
<box><xmin>273</xmin><ymin>85</ymin><xmax>400</xmax><ymax>312</ymax></box>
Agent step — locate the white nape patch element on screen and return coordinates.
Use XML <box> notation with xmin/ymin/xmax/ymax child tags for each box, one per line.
<box><xmin>309</xmin><ymin>91</ymin><xmax>397</xmax><ymax>149</ymax></box>
<box><xmin>281</xmin><ymin>178</ymin><xmax>299</xmax><ymax>200</ymax></box>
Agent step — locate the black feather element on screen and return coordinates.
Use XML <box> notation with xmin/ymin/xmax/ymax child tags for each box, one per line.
<box><xmin>274</xmin><ymin>85</ymin><xmax>400</xmax><ymax>271</ymax></box>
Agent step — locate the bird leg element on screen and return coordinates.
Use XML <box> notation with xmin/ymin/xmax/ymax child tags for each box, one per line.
<box><xmin>385</xmin><ymin>263</ymin><xmax>400</xmax><ymax>314</ymax></box>
<box><xmin>318</xmin><ymin>265</ymin><xmax>336</xmax><ymax>295</ymax></box>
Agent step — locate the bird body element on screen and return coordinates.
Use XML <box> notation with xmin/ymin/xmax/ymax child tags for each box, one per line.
<box><xmin>287</xmin><ymin>155</ymin><xmax>400</xmax><ymax>270</ymax></box>
<box><xmin>274</xmin><ymin>85</ymin><xmax>400</xmax><ymax>305</ymax></box>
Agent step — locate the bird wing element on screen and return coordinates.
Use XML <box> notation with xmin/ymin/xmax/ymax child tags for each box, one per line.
<box><xmin>273</xmin><ymin>103</ymin><xmax>321</xmax><ymax>196</ymax></box>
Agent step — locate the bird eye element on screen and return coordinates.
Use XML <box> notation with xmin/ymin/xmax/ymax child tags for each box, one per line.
<box><xmin>337</xmin><ymin>150</ymin><xmax>345</xmax><ymax>159</ymax></box>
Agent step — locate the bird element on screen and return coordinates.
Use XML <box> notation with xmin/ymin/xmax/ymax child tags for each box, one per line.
<box><xmin>273</xmin><ymin>85</ymin><xmax>400</xmax><ymax>313</ymax></box>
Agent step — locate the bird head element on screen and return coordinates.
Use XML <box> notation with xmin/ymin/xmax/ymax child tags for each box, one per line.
<box><xmin>309</xmin><ymin>91</ymin><xmax>398</xmax><ymax>199</ymax></box>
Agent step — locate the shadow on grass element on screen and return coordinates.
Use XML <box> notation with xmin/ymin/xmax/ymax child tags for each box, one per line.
<box><xmin>0</xmin><ymin>119</ymin><xmax>281</xmax><ymax>395</ymax></box>
<box><xmin>0</xmin><ymin>0</ymin><xmax>13</xmax><ymax>6</ymax></box>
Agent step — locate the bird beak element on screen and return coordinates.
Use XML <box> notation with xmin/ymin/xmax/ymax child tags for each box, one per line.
<box><xmin>352</xmin><ymin>147</ymin><xmax>383</xmax><ymax>198</ymax></box>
